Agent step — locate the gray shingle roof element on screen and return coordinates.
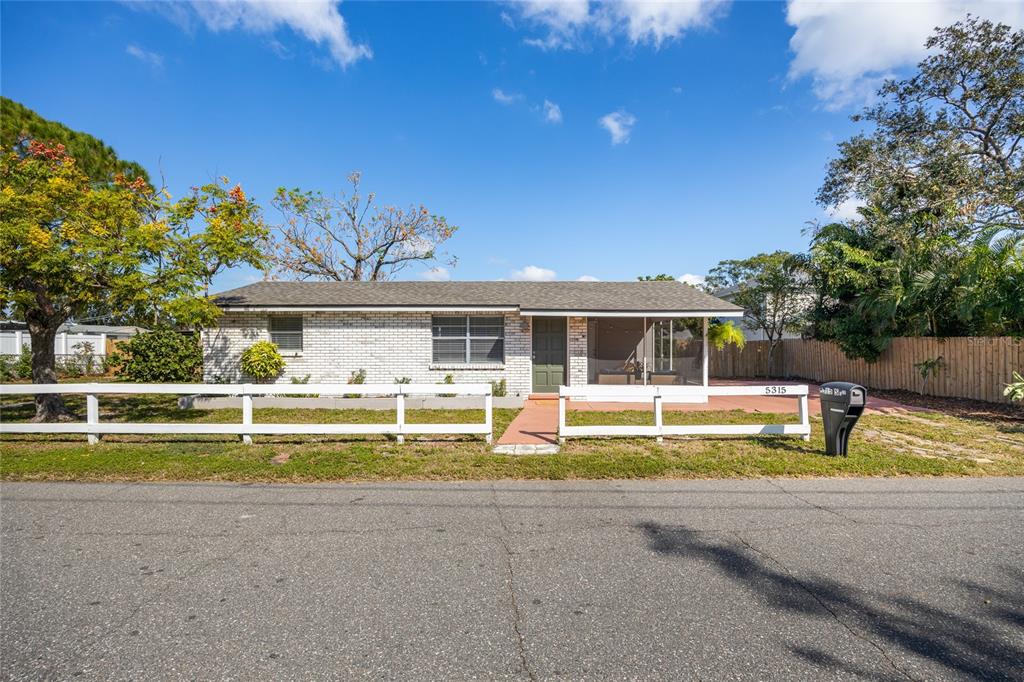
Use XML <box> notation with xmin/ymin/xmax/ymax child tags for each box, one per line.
<box><xmin>212</xmin><ymin>281</ymin><xmax>742</xmax><ymax>315</ymax></box>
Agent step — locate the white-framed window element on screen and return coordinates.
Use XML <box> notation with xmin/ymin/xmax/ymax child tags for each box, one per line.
<box><xmin>432</xmin><ymin>315</ymin><xmax>504</xmax><ymax>363</ymax></box>
<box><xmin>269</xmin><ymin>316</ymin><xmax>303</xmax><ymax>351</ymax></box>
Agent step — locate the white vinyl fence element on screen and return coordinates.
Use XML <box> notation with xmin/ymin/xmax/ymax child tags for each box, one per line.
<box><xmin>0</xmin><ymin>383</ymin><xmax>493</xmax><ymax>445</ymax></box>
<box><xmin>0</xmin><ymin>331</ymin><xmax>108</xmax><ymax>356</ymax></box>
<box><xmin>558</xmin><ymin>384</ymin><xmax>811</xmax><ymax>443</ymax></box>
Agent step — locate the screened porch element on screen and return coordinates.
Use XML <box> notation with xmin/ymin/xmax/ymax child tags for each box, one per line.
<box><xmin>586</xmin><ymin>317</ymin><xmax>709</xmax><ymax>387</ymax></box>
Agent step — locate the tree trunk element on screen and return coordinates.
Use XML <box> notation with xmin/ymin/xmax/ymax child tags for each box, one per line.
<box><xmin>26</xmin><ymin>318</ymin><xmax>70</xmax><ymax>422</ymax></box>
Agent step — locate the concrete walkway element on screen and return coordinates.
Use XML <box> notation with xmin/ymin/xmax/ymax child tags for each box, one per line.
<box><xmin>496</xmin><ymin>381</ymin><xmax>915</xmax><ymax>450</ymax></box>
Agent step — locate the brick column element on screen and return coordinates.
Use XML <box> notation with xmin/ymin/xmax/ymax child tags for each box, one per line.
<box><xmin>568</xmin><ymin>316</ymin><xmax>588</xmax><ymax>386</ymax></box>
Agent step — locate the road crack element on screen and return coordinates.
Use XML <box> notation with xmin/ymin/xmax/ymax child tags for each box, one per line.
<box><xmin>491</xmin><ymin>486</ymin><xmax>536</xmax><ymax>682</ymax></box>
<box><xmin>730</xmin><ymin>531</ymin><xmax>918</xmax><ymax>682</ymax></box>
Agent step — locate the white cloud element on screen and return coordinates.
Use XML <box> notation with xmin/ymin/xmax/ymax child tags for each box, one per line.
<box><xmin>143</xmin><ymin>0</ymin><xmax>371</xmax><ymax>68</ymax></box>
<box><xmin>511</xmin><ymin>0</ymin><xmax>728</xmax><ymax>51</ymax></box>
<box><xmin>786</xmin><ymin>1</ymin><xmax>1024</xmax><ymax>109</ymax></box>
<box><xmin>543</xmin><ymin>99</ymin><xmax>563</xmax><ymax>124</ymax></box>
<box><xmin>511</xmin><ymin>265</ymin><xmax>557</xmax><ymax>281</ymax></box>
<box><xmin>678</xmin><ymin>273</ymin><xmax>706</xmax><ymax>287</ymax></box>
<box><xmin>609</xmin><ymin>0</ymin><xmax>729</xmax><ymax>47</ymax></box>
<box><xmin>420</xmin><ymin>267</ymin><xmax>451</xmax><ymax>281</ymax></box>
<box><xmin>125</xmin><ymin>44</ymin><xmax>163</xmax><ymax>69</ymax></box>
<box><xmin>577</xmin><ymin>275</ymin><xmax>600</xmax><ymax>281</ymax></box>
<box><xmin>599</xmin><ymin>110</ymin><xmax>636</xmax><ymax>145</ymax></box>
<box><xmin>828</xmin><ymin>198</ymin><xmax>864</xmax><ymax>222</ymax></box>
<box><xmin>492</xmin><ymin>87</ymin><xmax>523</xmax><ymax>105</ymax></box>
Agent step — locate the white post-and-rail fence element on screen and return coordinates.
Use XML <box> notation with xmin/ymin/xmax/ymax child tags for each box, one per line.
<box><xmin>558</xmin><ymin>384</ymin><xmax>811</xmax><ymax>443</ymax></box>
<box><xmin>0</xmin><ymin>383</ymin><xmax>494</xmax><ymax>445</ymax></box>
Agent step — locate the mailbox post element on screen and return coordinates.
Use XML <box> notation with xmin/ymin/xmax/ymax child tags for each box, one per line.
<box><xmin>819</xmin><ymin>382</ymin><xmax>866</xmax><ymax>456</ymax></box>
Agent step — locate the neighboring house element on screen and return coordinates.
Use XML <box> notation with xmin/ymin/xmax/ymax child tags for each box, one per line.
<box><xmin>205</xmin><ymin>281</ymin><xmax>743</xmax><ymax>395</ymax></box>
<box><xmin>713</xmin><ymin>284</ymin><xmax>814</xmax><ymax>342</ymax></box>
<box><xmin>0</xmin><ymin>320</ymin><xmax>145</xmax><ymax>357</ymax></box>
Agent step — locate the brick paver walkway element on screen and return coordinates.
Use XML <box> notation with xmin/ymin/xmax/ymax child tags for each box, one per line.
<box><xmin>496</xmin><ymin>381</ymin><xmax>915</xmax><ymax>447</ymax></box>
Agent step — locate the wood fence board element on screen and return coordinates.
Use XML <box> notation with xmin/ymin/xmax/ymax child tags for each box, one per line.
<box><xmin>709</xmin><ymin>336</ymin><xmax>1023</xmax><ymax>405</ymax></box>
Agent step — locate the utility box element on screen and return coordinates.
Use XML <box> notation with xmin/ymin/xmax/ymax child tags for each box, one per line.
<box><xmin>819</xmin><ymin>382</ymin><xmax>866</xmax><ymax>456</ymax></box>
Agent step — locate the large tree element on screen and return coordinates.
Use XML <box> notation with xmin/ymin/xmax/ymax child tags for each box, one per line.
<box><xmin>264</xmin><ymin>172</ymin><xmax>457</xmax><ymax>281</ymax></box>
<box><xmin>1</xmin><ymin>98</ymin><xmax>148</xmax><ymax>184</ymax></box>
<box><xmin>706</xmin><ymin>251</ymin><xmax>810</xmax><ymax>375</ymax></box>
<box><xmin>809</xmin><ymin>17</ymin><xmax>1024</xmax><ymax>360</ymax></box>
<box><xmin>0</xmin><ymin>140</ymin><xmax>267</xmax><ymax>420</ymax></box>
<box><xmin>818</xmin><ymin>17</ymin><xmax>1023</xmax><ymax>237</ymax></box>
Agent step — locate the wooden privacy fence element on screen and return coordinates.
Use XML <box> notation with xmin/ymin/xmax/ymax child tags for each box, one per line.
<box><xmin>711</xmin><ymin>337</ymin><xmax>1024</xmax><ymax>404</ymax></box>
<box><xmin>0</xmin><ymin>383</ymin><xmax>494</xmax><ymax>444</ymax></box>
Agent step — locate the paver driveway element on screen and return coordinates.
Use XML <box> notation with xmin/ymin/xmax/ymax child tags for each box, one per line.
<box><xmin>2</xmin><ymin>478</ymin><xmax>1022</xmax><ymax>680</ymax></box>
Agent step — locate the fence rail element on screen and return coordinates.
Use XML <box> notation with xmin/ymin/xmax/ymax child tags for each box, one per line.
<box><xmin>711</xmin><ymin>337</ymin><xmax>1023</xmax><ymax>404</ymax></box>
<box><xmin>0</xmin><ymin>383</ymin><xmax>494</xmax><ymax>445</ymax></box>
<box><xmin>557</xmin><ymin>384</ymin><xmax>811</xmax><ymax>443</ymax></box>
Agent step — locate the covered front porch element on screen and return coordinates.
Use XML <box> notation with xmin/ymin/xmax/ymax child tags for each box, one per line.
<box><xmin>584</xmin><ymin>316</ymin><xmax>711</xmax><ymax>387</ymax></box>
<box><xmin>530</xmin><ymin>312</ymin><xmax>737</xmax><ymax>394</ymax></box>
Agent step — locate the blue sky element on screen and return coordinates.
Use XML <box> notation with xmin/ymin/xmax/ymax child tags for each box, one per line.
<box><xmin>2</xmin><ymin>1</ymin><xmax>1019</xmax><ymax>291</ymax></box>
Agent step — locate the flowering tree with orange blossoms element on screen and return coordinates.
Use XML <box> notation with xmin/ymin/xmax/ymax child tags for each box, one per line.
<box><xmin>0</xmin><ymin>140</ymin><xmax>267</xmax><ymax>421</ymax></box>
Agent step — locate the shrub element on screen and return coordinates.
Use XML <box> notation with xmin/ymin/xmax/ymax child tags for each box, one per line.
<box><xmin>1006</xmin><ymin>371</ymin><xmax>1024</xmax><ymax>402</ymax></box>
<box><xmin>240</xmin><ymin>341</ymin><xmax>286</xmax><ymax>382</ymax></box>
<box><xmin>14</xmin><ymin>344</ymin><xmax>32</xmax><ymax>379</ymax></box>
<box><xmin>286</xmin><ymin>374</ymin><xmax>318</xmax><ymax>397</ymax></box>
<box><xmin>394</xmin><ymin>376</ymin><xmax>412</xmax><ymax>384</ymax></box>
<box><xmin>490</xmin><ymin>379</ymin><xmax>507</xmax><ymax>397</ymax></box>
<box><xmin>112</xmin><ymin>329</ymin><xmax>203</xmax><ymax>382</ymax></box>
<box><xmin>439</xmin><ymin>373</ymin><xmax>456</xmax><ymax>397</ymax></box>
<box><xmin>344</xmin><ymin>369</ymin><xmax>367</xmax><ymax>398</ymax></box>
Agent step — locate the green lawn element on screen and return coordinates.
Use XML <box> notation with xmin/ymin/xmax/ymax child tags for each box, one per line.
<box><xmin>1</xmin><ymin>394</ymin><xmax>1022</xmax><ymax>481</ymax></box>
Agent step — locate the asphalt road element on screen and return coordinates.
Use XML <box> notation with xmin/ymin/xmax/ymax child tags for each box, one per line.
<box><xmin>2</xmin><ymin>478</ymin><xmax>1022</xmax><ymax>681</ymax></box>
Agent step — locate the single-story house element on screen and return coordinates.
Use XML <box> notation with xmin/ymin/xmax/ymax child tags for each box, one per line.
<box><xmin>205</xmin><ymin>281</ymin><xmax>743</xmax><ymax>395</ymax></box>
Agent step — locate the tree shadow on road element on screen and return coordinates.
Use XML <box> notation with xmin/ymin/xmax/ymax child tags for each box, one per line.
<box><xmin>636</xmin><ymin>521</ymin><xmax>1024</xmax><ymax>681</ymax></box>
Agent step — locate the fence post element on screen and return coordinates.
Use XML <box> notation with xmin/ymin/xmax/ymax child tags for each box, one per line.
<box><xmin>86</xmin><ymin>392</ymin><xmax>100</xmax><ymax>445</ymax></box>
<box><xmin>396</xmin><ymin>389</ymin><xmax>405</xmax><ymax>444</ymax></box>
<box><xmin>798</xmin><ymin>393</ymin><xmax>810</xmax><ymax>442</ymax></box>
<box><xmin>557</xmin><ymin>393</ymin><xmax>566</xmax><ymax>445</ymax></box>
<box><xmin>484</xmin><ymin>390</ymin><xmax>493</xmax><ymax>444</ymax></box>
<box><xmin>654</xmin><ymin>392</ymin><xmax>663</xmax><ymax>444</ymax></box>
<box><xmin>241</xmin><ymin>384</ymin><xmax>253</xmax><ymax>445</ymax></box>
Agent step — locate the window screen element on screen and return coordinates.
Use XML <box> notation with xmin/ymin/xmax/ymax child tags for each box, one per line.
<box><xmin>432</xmin><ymin>316</ymin><xmax>504</xmax><ymax>363</ymax></box>
<box><xmin>270</xmin><ymin>316</ymin><xmax>303</xmax><ymax>351</ymax></box>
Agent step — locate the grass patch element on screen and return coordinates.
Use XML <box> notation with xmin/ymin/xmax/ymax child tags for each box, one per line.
<box><xmin>2</xmin><ymin>395</ymin><xmax>1022</xmax><ymax>481</ymax></box>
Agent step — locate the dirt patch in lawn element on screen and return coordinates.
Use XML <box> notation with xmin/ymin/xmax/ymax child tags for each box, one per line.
<box><xmin>868</xmin><ymin>388</ymin><xmax>1024</xmax><ymax>423</ymax></box>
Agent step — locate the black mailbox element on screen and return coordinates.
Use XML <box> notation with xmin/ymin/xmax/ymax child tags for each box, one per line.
<box><xmin>819</xmin><ymin>382</ymin><xmax>866</xmax><ymax>456</ymax></box>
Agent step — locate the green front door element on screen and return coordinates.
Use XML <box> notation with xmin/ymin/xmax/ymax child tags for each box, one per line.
<box><xmin>532</xmin><ymin>317</ymin><xmax>567</xmax><ymax>393</ymax></box>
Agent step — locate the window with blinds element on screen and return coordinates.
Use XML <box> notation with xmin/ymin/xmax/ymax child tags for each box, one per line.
<box><xmin>269</xmin><ymin>316</ymin><xmax>303</xmax><ymax>351</ymax></box>
<box><xmin>431</xmin><ymin>316</ymin><xmax>504</xmax><ymax>363</ymax></box>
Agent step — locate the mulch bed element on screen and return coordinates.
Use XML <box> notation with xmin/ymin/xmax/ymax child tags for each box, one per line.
<box><xmin>868</xmin><ymin>388</ymin><xmax>1024</xmax><ymax>422</ymax></box>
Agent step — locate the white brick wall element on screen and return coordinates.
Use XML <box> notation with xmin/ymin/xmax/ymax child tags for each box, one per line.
<box><xmin>202</xmin><ymin>311</ymin><xmax>535</xmax><ymax>396</ymax></box>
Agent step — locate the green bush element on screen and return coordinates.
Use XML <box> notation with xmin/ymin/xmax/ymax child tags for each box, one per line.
<box><xmin>240</xmin><ymin>341</ymin><xmax>285</xmax><ymax>382</ymax></box>
<box><xmin>344</xmin><ymin>368</ymin><xmax>367</xmax><ymax>398</ymax></box>
<box><xmin>1</xmin><ymin>345</ymin><xmax>32</xmax><ymax>380</ymax></box>
<box><xmin>14</xmin><ymin>344</ymin><xmax>31</xmax><ymax>379</ymax></box>
<box><xmin>111</xmin><ymin>329</ymin><xmax>202</xmax><ymax>382</ymax></box>
<box><xmin>1005</xmin><ymin>371</ymin><xmax>1024</xmax><ymax>402</ymax></box>
<box><xmin>490</xmin><ymin>379</ymin><xmax>507</xmax><ymax>397</ymax></box>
